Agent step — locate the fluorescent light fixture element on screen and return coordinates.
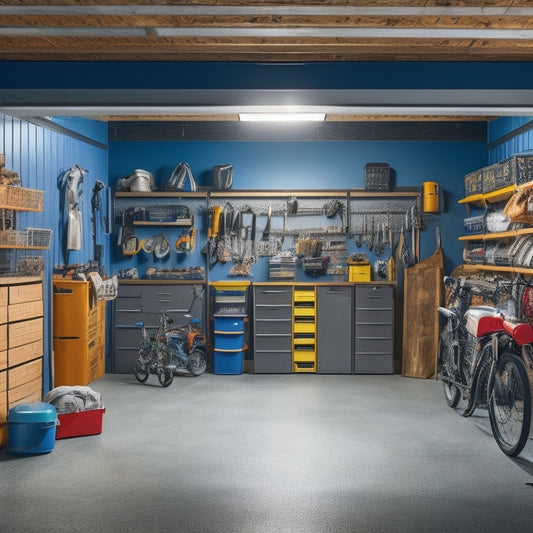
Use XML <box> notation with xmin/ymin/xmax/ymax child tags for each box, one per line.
<box><xmin>239</xmin><ymin>112</ymin><xmax>326</xmax><ymax>122</ymax></box>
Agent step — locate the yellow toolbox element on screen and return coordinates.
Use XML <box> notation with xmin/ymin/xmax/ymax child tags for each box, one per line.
<box><xmin>349</xmin><ymin>264</ymin><xmax>371</xmax><ymax>282</ymax></box>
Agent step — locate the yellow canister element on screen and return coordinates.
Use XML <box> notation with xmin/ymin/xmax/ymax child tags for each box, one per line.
<box><xmin>423</xmin><ymin>181</ymin><xmax>440</xmax><ymax>213</ymax></box>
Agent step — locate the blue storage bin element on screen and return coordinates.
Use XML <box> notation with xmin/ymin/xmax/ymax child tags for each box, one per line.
<box><xmin>214</xmin><ymin>332</ymin><xmax>244</xmax><ymax>351</ymax></box>
<box><xmin>213</xmin><ymin>315</ymin><xmax>244</xmax><ymax>332</ymax></box>
<box><xmin>214</xmin><ymin>349</ymin><xmax>244</xmax><ymax>375</ymax></box>
<box><xmin>8</xmin><ymin>402</ymin><xmax>58</xmax><ymax>454</ymax></box>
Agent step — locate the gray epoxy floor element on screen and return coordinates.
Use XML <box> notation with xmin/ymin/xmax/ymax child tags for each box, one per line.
<box><xmin>1</xmin><ymin>372</ymin><xmax>533</xmax><ymax>533</ymax></box>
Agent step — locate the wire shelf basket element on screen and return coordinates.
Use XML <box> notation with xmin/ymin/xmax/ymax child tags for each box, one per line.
<box><xmin>0</xmin><ymin>228</ymin><xmax>52</xmax><ymax>249</ymax></box>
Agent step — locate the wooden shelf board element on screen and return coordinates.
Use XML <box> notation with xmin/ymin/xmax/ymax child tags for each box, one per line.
<box><xmin>459</xmin><ymin>227</ymin><xmax>533</xmax><ymax>241</ymax></box>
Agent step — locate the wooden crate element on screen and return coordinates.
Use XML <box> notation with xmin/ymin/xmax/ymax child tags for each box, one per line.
<box><xmin>0</xmin><ymin>305</ymin><xmax>6</xmax><ymax>324</ymax></box>
<box><xmin>8</xmin><ymin>299</ymin><xmax>43</xmax><ymax>322</ymax></box>
<box><xmin>0</xmin><ymin>286</ymin><xmax>7</xmax><ymax>306</ymax></box>
<box><xmin>8</xmin><ymin>282</ymin><xmax>42</xmax><ymax>304</ymax></box>
<box><xmin>0</xmin><ymin>324</ymin><xmax>6</xmax><ymax>352</ymax></box>
<box><xmin>8</xmin><ymin>358</ymin><xmax>42</xmax><ymax>391</ymax></box>
<box><xmin>8</xmin><ymin>376</ymin><xmax>42</xmax><ymax>406</ymax></box>
<box><xmin>8</xmin><ymin>340</ymin><xmax>42</xmax><ymax>368</ymax></box>
<box><xmin>8</xmin><ymin>317</ymin><xmax>43</xmax><ymax>349</ymax></box>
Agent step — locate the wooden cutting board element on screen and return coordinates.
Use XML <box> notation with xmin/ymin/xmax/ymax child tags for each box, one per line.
<box><xmin>401</xmin><ymin>229</ymin><xmax>444</xmax><ymax>379</ymax></box>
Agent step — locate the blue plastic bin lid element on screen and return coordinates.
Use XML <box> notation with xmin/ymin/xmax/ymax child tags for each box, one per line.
<box><xmin>8</xmin><ymin>402</ymin><xmax>57</xmax><ymax>423</ymax></box>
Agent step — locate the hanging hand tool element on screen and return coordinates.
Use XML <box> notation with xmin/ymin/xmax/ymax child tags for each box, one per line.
<box><xmin>387</xmin><ymin>227</ymin><xmax>397</xmax><ymax>281</ymax></box>
<box><xmin>90</xmin><ymin>180</ymin><xmax>105</xmax><ymax>275</ymax></box>
<box><xmin>261</xmin><ymin>205</ymin><xmax>272</xmax><ymax>240</ymax></box>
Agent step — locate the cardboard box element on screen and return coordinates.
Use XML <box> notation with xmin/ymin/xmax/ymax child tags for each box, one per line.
<box><xmin>56</xmin><ymin>408</ymin><xmax>105</xmax><ymax>439</ymax></box>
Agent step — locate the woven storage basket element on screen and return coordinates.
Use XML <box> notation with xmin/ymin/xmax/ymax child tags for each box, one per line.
<box><xmin>501</xmin><ymin>153</ymin><xmax>533</xmax><ymax>187</ymax></box>
<box><xmin>464</xmin><ymin>168</ymin><xmax>483</xmax><ymax>196</ymax></box>
<box><xmin>482</xmin><ymin>163</ymin><xmax>505</xmax><ymax>194</ymax></box>
<box><xmin>0</xmin><ymin>185</ymin><xmax>44</xmax><ymax>211</ymax></box>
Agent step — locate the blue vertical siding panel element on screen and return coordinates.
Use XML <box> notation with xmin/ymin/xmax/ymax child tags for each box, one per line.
<box><xmin>0</xmin><ymin>111</ymin><xmax>108</xmax><ymax>393</ymax></box>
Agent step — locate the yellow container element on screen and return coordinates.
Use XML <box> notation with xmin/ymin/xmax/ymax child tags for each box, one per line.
<box><xmin>423</xmin><ymin>181</ymin><xmax>440</xmax><ymax>213</ymax></box>
<box><xmin>349</xmin><ymin>264</ymin><xmax>371</xmax><ymax>282</ymax></box>
<box><xmin>210</xmin><ymin>281</ymin><xmax>250</xmax><ymax>291</ymax></box>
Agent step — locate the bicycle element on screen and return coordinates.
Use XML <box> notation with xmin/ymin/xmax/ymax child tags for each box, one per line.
<box><xmin>438</xmin><ymin>276</ymin><xmax>533</xmax><ymax>456</ymax></box>
<box><xmin>133</xmin><ymin>311</ymin><xmax>208</xmax><ymax>387</ymax></box>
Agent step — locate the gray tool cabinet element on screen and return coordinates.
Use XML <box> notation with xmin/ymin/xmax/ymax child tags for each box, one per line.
<box><xmin>112</xmin><ymin>280</ymin><xmax>205</xmax><ymax>373</ymax></box>
<box><xmin>317</xmin><ymin>284</ymin><xmax>353</xmax><ymax>374</ymax></box>
<box><xmin>253</xmin><ymin>284</ymin><xmax>293</xmax><ymax>373</ymax></box>
<box><xmin>354</xmin><ymin>284</ymin><xmax>394</xmax><ymax>374</ymax></box>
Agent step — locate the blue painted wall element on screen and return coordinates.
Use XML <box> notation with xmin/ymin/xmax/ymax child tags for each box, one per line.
<box><xmin>488</xmin><ymin>117</ymin><xmax>533</xmax><ymax>163</ymax></box>
<box><xmin>0</xmin><ymin>112</ymin><xmax>108</xmax><ymax>392</ymax></box>
<box><xmin>109</xmin><ymin>138</ymin><xmax>487</xmax><ymax>276</ymax></box>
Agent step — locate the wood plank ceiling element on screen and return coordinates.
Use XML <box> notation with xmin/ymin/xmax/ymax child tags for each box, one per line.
<box><xmin>1</xmin><ymin>1</ymin><xmax>532</xmax><ymax>122</ymax></box>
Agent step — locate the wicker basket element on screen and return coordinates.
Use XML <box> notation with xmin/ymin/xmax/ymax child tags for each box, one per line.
<box><xmin>0</xmin><ymin>185</ymin><xmax>44</xmax><ymax>212</ymax></box>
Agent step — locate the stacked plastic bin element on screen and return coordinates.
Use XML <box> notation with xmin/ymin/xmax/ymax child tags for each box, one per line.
<box><xmin>211</xmin><ymin>281</ymin><xmax>250</xmax><ymax>375</ymax></box>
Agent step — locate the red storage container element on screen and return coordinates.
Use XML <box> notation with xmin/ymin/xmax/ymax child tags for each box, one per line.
<box><xmin>56</xmin><ymin>408</ymin><xmax>105</xmax><ymax>439</ymax></box>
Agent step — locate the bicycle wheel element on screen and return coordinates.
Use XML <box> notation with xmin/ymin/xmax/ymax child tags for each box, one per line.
<box><xmin>187</xmin><ymin>347</ymin><xmax>208</xmax><ymax>376</ymax></box>
<box><xmin>157</xmin><ymin>368</ymin><xmax>174</xmax><ymax>387</ymax></box>
<box><xmin>133</xmin><ymin>360</ymin><xmax>150</xmax><ymax>383</ymax></box>
<box><xmin>488</xmin><ymin>352</ymin><xmax>531</xmax><ymax>457</ymax></box>
<box><xmin>439</xmin><ymin>336</ymin><xmax>460</xmax><ymax>408</ymax></box>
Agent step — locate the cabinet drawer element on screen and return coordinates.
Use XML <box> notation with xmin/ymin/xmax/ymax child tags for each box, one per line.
<box><xmin>355</xmin><ymin>285</ymin><xmax>393</xmax><ymax>308</ymax></box>
<box><xmin>9</xmin><ymin>282</ymin><xmax>42</xmax><ymax>304</ymax></box>
<box><xmin>254</xmin><ymin>319</ymin><xmax>292</xmax><ymax>335</ymax></box>
<box><xmin>114</xmin><ymin>347</ymin><xmax>139</xmax><ymax>373</ymax></box>
<box><xmin>116</xmin><ymin>284</ymin><xmax>144</xmax><ymax>298</ymax></box>
<box><xmin>9</xmin><ymin>318</ymin><xmax>42</xmax><ymax>349</ymax></box>
<box><xmin>255</xmin><ymin>334</ymin><xmax>292</xmax><ymax>351</ymax></box>
<box><xmin>142</xmin><ymin>285</ymin><xmax>199</xmax><ymax>313</ymax></box>
<box><xmin>294</xmin><ymin>289</ymin><xmax>315</xmax><ymax>302</ymax></box>
<box><xmin>355</xmin><ymin>323</ymin><xmax>392</xmax><ymax>339</ymax></box>
<box><xmin>355</xmin><ymin>308</ymin><xmax>393</xmax><ymax>325</ymax></box>
<box><xmin>254</xmin><ymin>287</ymin><xmax>292</xmax><ymax>306</ymax></box>
<box><xmin>254</xmin><ymin>304</ymin><xmax>292</xmax><ymax>320</ymax></box>
<box><xmin>8</xmin><ymin>299</ymin><xmax>43</xmax><ymax>322</ymax></box>
<box><xmin>0</xmin><ymin>286</ymin><xmax>7</xmax><ymax>307</ymax></box>
<box><xmin>354</xmin><ymin>353</ymin><xmax>393</xmax><ymax>374</ymax></box>
<box><xmin>293</xmin><ymin>322</ymin><xmax>316</xmax><ymax>334</ymax></box>
<box><xmin>355</xmin><ymin>337</ymin><xmax>393</xmax><ymax>354</ymax></box>
<box><xmin>294</xmin><ymin>307</ymin><xmax>315</xmax><ymax>317</ymax></box>
<box><xmin>114</xmin><ymin>309</ymin><xmax>143</xmax><ymax>327</ymax></box>
<box><xmin>114</xmin><ymin>297</ymin><xmax>142</xmax><ymax>312</ymax></box>
<box><xmin>254</xmin><ymin>351</ymin><xmax>292</xmax><ymax>373</ymax></box>
<box><xmin>114</xmin><ymin>327</ymin><xmax>143</xmax><ymax>349</ymax></box>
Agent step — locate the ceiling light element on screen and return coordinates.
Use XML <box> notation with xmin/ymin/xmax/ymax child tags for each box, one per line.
<box><xmin>239</xmin><ymin>112</ymin><xmax>325</xmax><ymax>122</ymax></box>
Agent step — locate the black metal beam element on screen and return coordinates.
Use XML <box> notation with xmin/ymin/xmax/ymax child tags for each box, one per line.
<box><xmin>109</xmin><ymin>120</ymin><xmax>486</xmax><ymax>143</ymax></box>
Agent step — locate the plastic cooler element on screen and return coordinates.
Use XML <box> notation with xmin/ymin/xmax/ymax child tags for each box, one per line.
<box><xmin>8</xmin><ymin>402</ymin><xmax>58</xmax><ymax>454</ymax></box>
<box><xmin>213</xmin><ymin>315</ymin><xmax>245</xmax><ymax>375</ymax></box>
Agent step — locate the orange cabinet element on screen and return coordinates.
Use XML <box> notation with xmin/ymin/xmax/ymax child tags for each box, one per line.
<box><xmin>52</xmin><ymin>280</ymin><xmax>106</xmax><ymax>386</ymax></box>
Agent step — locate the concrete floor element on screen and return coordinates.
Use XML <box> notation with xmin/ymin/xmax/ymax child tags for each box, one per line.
<box><xmin>1</xmin><ymin>372</ymin><xmax>533</xmax><ymax>533</ymax></box>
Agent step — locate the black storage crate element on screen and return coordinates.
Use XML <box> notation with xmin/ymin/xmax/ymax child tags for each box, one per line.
<box><xmin>500</xmin><ymin>153</ymin><xmax>533</xmax><ymax>187</ymax></box>
<box><xmin>364</xmin><ymin>163</ymin><xmax>391</xmax><ymax>191</ymax></box>
<box><xmin>464</xmin><ymin>168</ymin><xmax>483</xmax><ymax>196</ymax></box>
<box><xmin>482</xmin><ymin>163</ymin><xmax>505</xmax><ymax>193</ymax></box>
